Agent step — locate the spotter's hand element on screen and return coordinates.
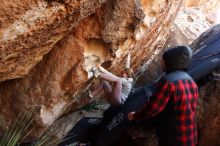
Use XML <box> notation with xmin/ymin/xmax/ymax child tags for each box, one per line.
<box><xmin>128</xmin><ymin>112</ymin><xmax>135</xmax><ymax>121</ymax></box>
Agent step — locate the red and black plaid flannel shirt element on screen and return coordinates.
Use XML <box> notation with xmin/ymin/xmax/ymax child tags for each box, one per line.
<box><xmin>133</xmin><ymin>76</ymin><xmax>198</xmax><ymax>146</ymax></box>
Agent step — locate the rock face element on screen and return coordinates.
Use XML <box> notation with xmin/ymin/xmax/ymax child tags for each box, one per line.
<box><xmin>165</xmin><ymin>0</ymin><xmax>220</xmax><ymax>48</ymax></box>
<box><xmin>184</xmin><ymin>0</ymin><xmax>220</xmax><ymax>25</ymax></box>
<box><xmin>0</xmin><ymin>0</ymin><xmax>106</xmax><ymax>82</ymax></box>
<box><xmin>190</xmin><ymin>25</ymin><xmax>220</xmax><ymax>146</ymax></box>
<box><xmin>135</xmin><ymin>4</ymin><xmax>214</xmax><ymax>86</ymax></box>
<box><xmin>0</xmin><ymin>0</ymin><xmax>184</xmax><ymax>139</ymax></box>
<box><xmin>167</xmin><ymin>7</ymin><xmax>212</xmax><ymax>46</ymax></box>
<box><xmin>130</xmin><ymin>25</ymin><xmax>220</xmax><ymax>146</ymax></box>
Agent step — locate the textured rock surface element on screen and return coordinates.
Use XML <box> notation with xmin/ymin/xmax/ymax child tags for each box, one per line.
<box><xmin>0</xmin><ymin>0</ymin><xmax>184</xmax><ymax>140</ymax></box>
<box><xmin>196</xmin><ymin>80</ymin><xmax>220</xmax><ymax>146</ymax></box>
<box><xmin>130</xmin><ymin>25</ymin><xmax>220</xmax><ymax>146</ymax></box>
<box><xmin>190</xmin><ymin>25</ymin><xmax>220</xmax><ymax>146</ymax></box>
<box><xmin>184</xmin><ymin>0</ymin><xmax>220</xmax><ymax>25</ymax></box>
<box><xmin>165</xmin><ymin>0</ymin><xmax>220</xmax><ymax>48</ymax></box>
<box><xmin>136</xmin><ymin>1</ymin><xmax>220</xmax><ymax>86</ymax></box>
<box><xmin>0</xmin><ymin>0</ymin><xmax>106</xmax><ymax>82</ymax></box>
<box><xmin>167</xmin><ymin>7</ymin><xmax>212</xmax><ymax>46</ymax></box>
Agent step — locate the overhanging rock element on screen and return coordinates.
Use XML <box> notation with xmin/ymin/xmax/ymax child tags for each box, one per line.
<box><xmin>0</xmin><ymin>0</ymin><xmax>183</xmax><ymax>140</ymax></box>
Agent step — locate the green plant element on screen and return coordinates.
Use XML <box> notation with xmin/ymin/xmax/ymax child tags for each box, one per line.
<box><xmin>81</xmin><ymin>101</ymin><xmax>105</xmax><ymax>112</ymax></box>
<box><xmin>0</xmin><ymin>108</ymin><xmax>77</xmax><ymax>146</ymax></box>
<box><xmin>0</xmin><ymin>109</ymin><xmax>34</xmax><ymax>146</ymax></box>
<box><xmin>33</xmin><ymin>129</ymin><xmax>57</xmax><ymax>146</ymax></box>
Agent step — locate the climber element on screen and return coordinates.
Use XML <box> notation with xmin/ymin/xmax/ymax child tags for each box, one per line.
<box><xmin>89</xmin><ymin>64</ymin><xmax>134</xmax><ymax>106</ymax></box>
<box><xmin>128</xmin><ymin>46</ymin><xmax>199</xmax><ymax>146</ymax></box>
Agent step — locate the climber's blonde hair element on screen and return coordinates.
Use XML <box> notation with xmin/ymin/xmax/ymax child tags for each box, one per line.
<box><xmin>123</xmin><ymin>68</ymin><xmax>134</xmax><ymax>78</ymax></box>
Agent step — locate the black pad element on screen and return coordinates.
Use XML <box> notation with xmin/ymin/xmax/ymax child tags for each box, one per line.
<box><xmin>95</xmin><ymin>86</ymin><xmax>152</xmax><ymax>146</ymax></box>
<box><xmin>58</xmin><ymin>117</ymin><xmax>102</xmax><ymax>146</ymax></box>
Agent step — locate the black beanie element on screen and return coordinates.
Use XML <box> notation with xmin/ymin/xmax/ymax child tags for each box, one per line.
<box><xmin>162</xmin><ymin>46</ymin><xmax>192</xmax><ymax>72</ymax></box>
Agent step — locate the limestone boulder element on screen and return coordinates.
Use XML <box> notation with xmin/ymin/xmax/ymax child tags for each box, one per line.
<box><xmin>162</xmin><ymin>0</ymin><xmax>220</xmax><ymax>48</ymax></box>
<box><xmin>0</xmin><ymin>0</ymin><xmax>184</xmax><ymax>140</ymax></box>
<box><xmin>0</xmin><ymin>0</ymin><xmax>106</xmax><ymax>82</ymax></box>
<box><xmin>184</xmin><ymin>0</ymin><xmax>220</xmax><ymax>25</ymax></box>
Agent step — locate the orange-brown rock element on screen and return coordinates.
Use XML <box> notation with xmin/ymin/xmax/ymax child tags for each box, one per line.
<box><xmin>0</xmin><ymin>0</ymin><xmax>184</xmax><ymax>140</ymax></box>
<box><xmin>0</xmin><ymin>0</ymin><xmax>106</xmax><ymax>82</ymax></box>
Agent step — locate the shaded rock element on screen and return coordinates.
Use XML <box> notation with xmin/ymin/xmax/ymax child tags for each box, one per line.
<box><xmin>0</xmin><ymin>0</ymin><xmax>184</xmax><ymax>140</ymax></box>
<box><xmin>190</xmin><ymin>25</ymin><xmax>220</xmax><ymax>146</ymax></box>
<box><xmin>0</xmin><ymin>33</ymin><xmax>89</xmax><ymax>138</ymax></box>
<box><xmin>196</xmin><ymin>79</ymin><xmax>220</xmax><ymax>146</ymax></box>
